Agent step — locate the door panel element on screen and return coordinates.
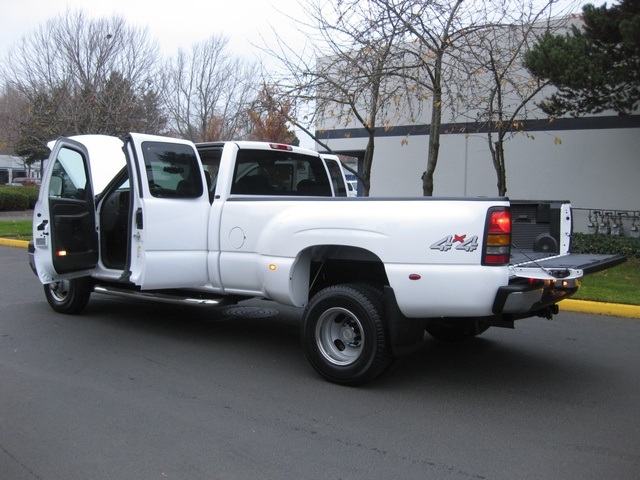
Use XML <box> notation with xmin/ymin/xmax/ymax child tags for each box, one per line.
<box><xmin>126</xmin><ymin>134</ymin><xmax>211</xmax><ymax>290</ymax></box>
<box><xmin>50</xmin><ymin>201</ymin><xmax>97</xmax><ymax>273</ymax></box>
<box><xmin>33</xmin><ymin>138</ymin><xmax>98</xmax><ymax>282</ymax></box>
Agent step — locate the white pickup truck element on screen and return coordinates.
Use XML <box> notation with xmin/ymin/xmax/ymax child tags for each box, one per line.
<box><xmin>28</xmin><ymin>133</ymin><xmax>625</xmax><ymax>384</ymax></box>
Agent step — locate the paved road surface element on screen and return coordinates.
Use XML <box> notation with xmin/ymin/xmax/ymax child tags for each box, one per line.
<box><xmin>0</xmin><ymin>210</ymin><xmax>33</xmax><ymax>221</ymax></box>
<box><xmin>1</xmin><ymin>245</ymin><xmax>639</xmax><ymax>479</ymax></box>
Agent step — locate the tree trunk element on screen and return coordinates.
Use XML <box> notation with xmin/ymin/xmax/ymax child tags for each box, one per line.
<box><xmin>489</xmin><ymin>133</ymin><xmax>507</xmax><ymax>196</ymax></box>
<box><xmin>422</xmin><ymin>84</ymin><xmax>442</xmax><ymax>197</ymax></box>
<box><xmin>495</xmin><ymin>139</ymin><xmax>507</xmax><ymax>196</ymax></box>
<box><xmin>362</xmin><ymin>133</ymin><xmax>375</xmax><ymax>197</ymax></box>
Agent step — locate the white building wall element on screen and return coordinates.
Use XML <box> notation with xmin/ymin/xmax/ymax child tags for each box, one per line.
<box><xmin>322</xmin><ymin>126</ymin><xmax>637</xmax><ymax>202</ymax></box>
<box><xmin>321</xmin><ymin>121</ymin><xmax>640</xmax><ymax>233</ymax></box>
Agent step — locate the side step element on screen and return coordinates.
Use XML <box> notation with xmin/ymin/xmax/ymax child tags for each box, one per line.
<box><xmin>93</xmin><ymin>285</ymin><xmax>227</xmax><ymax>307</ymax></box>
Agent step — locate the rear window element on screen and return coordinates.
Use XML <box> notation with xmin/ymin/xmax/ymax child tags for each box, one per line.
<box><xmin>231</xmin><ymin>149</ymin><xmax>331</xmax><ymax>196</ymax></box>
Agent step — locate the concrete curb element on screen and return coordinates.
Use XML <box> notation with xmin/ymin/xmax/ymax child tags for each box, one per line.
<box><xmin>2</xmin><ymin>237</ymin><xmax>638</xmax><ymax>319</ymax></box>
<box><xmin>0</xmin><ymin>238</ymin><xmax>30</xmax><ymax>248</ymax></box>
<box><xmin>561</xmin><ymin>299</ymin><xmax>640</xmax><ymax>319</ymax></box>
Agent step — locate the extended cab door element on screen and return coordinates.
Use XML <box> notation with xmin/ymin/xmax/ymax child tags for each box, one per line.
<box><xmin>125</xmin><ymin>134</ymin><xmax>211</xmax><ymax>290</ymax></box>
<box><xmin>32</xmin><ymin>138</ymin><xmax>98</xmax><ymax>283</ymax></box>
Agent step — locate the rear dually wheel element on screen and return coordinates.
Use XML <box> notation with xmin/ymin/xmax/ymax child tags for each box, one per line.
<box><xmin>302</xmin><ymin>284</ymin><xmax>393</xmax><ymax>385</ymax></box>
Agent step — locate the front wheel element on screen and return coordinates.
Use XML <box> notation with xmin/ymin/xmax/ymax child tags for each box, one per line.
<box><xmin>43</xmin><ymin>277</ymin><xmax>92</xmax><ymax>314</ymax></box>
<box><xmin>302</xmin><ymin>284</ymin><xmax>392</xmax><ymax>385</ymax></box>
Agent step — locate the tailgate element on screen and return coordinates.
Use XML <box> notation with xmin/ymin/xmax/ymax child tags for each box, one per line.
<box><xmin>510</xmin><ymin>253</ymin><xmax>627</xmax><ymax>280</ymax></box>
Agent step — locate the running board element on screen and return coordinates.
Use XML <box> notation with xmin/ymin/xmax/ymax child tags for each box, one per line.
<box><xmin>93</xmin><ymin>285</ymin><xmax>226</xmax><ymax>307</ymax></box>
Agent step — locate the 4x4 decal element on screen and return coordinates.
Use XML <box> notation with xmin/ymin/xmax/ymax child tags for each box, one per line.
<box><xmin>430</xmin><ymin>234</ymin><xmax>479</xmax><ymax>252</ymax></box>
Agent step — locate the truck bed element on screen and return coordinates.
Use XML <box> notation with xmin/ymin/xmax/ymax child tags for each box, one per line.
<box><xmin>510</xmin><ymin>200</ymin><xmax>626</xmax><ymax>277</ymax></box>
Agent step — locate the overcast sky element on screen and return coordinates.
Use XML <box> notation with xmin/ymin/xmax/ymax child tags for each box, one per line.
<box><xmin>1</xmin><ymin>0</ymin><xmax>307</xmax><ymax>61</ymax></box>
<box><xmin>2</xmin><ymin>0</ymin><xmax>591</xmax><ymax>63</ymax></box>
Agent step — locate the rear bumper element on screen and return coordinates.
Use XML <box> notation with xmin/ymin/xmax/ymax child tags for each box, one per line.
<box><xmin>499</xmin><ymin>253</ymin><xmax>625</xmax><ymax>317</ymax></box>
<box><xmin>493</xmin><ymin>279</ymin><xmax>579</xmax><ymax>315</ymax></box>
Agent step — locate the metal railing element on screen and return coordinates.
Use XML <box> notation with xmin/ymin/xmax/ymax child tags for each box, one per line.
<box><xmin>573</xmin><ymin>208</ymin><xmax>639</xmax><ymax>238</ymax></box>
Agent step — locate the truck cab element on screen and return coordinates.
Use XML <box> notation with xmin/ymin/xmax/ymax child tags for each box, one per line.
<box><xmin>30</xmin><ymin>134</ymin><xmax>352</xmax><ymax>295</ymax></box>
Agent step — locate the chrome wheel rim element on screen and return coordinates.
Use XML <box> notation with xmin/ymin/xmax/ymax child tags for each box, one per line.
<box><xmin>48</xmin><ymin>280</ymin><xmax>71</xmax><ymax>303</ymax></box>
<box><xmin>315</xmin><ymin>307</ymin><xmax>364</xmax><ymax>366</ymax></box>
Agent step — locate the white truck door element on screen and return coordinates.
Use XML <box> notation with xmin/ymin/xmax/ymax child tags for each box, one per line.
<box><xmin>32</xmin><ymin>137</ymin><xmax>99</xmax><ymax>284</ymax></box>
<box><xmin>125</xmin><ymin>134</ymin><xmax>211</xmax><ymax>290</ymax></box>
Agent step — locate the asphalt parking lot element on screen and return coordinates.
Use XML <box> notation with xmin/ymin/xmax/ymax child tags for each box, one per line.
<box><xmin>1</xmin><ymin>244</ymin><xmax>639</xmax><ymax>479</ymax></box>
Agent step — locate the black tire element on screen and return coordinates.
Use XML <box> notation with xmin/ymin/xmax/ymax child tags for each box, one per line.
<box><xmin>43</xmin><ymin>277</ymin><xmax>92</xmax><ymax>314</ymax></box>
<box><xmin>302</xmin><ymin>284</ymin><xmax>392</xmax><ymax>385</ymax></box>
<box><xmin>424</xmin><ymin>318</ymin><xmax>490</xmax><ymax>342</ymax></box>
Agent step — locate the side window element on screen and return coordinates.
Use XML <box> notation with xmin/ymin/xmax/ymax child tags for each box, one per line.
<box><xmin>197</xmin><ymin>147</ymin><xmax>222</xmax><ymax>202</ymax></box>
<box><xmin>49</xmin><ymin>147</ymin><xmax>89</xmax><ymax>200</ymax></box>
<box><xmin>324</xmin><ymin>158</ymin><xmax>348</xmax><ymax>197</ymax></box>
<box><xmin>142</xmin><ymin>141</ymin><xmax>204</xmax><ymax>199</ymax></box>
<box><xmin>231</xmin><ymin>150</ymin><xmax>332</xmax><ymax>196</ymax></box>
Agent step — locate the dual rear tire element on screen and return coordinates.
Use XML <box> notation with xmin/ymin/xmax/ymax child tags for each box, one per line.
<box><xmin>302</xmin><ymin>284</ymin><xmax>393</xmax><ymax>385</ymax></box>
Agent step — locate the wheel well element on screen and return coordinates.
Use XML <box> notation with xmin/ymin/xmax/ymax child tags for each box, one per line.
<box><xmin>298</xmin><ymin>245</ymin><xmax>389</xmax><ymax>300</ymax></box>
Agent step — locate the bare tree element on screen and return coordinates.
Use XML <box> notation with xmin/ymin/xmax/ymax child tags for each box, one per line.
<box><xmin>453</xmin><ymin>1</ymin><xmax>579</xmax><ymax>195</ymax></box>
<box><xmin>370</xmin><ymin>0</ymin><xmax>492</xmax><ymax>196</ymax></box>
<box><xmin>263</xmin><ymin>0</ymin><xmax>414</xmax><ymax>196</ymax></box>
<box><xmin>162</xmin><ymin>34</ymin><xmax>259</xmax><ymax>142</ymax></box>
<box><xmin>300</xmin><ymin>0</ymin><xmax>578</xmax><ymax>197</ymax></box>
<box><xmin>0</xmin><ymin>9</ymin><xmax>164</xmax><ymax>158</ymax></box>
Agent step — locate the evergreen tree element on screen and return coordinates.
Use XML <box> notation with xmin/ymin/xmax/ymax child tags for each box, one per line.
<box><xmin>525</xmin><ymin>0</ymin><xmax>640</xmax><ymax>115</ymax></box>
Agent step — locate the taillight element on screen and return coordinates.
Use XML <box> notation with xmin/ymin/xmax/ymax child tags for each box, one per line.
<box><xmin>483</xmin><ymin>207</ymin><xmax>511</xmax><ymax>265</ymax></box>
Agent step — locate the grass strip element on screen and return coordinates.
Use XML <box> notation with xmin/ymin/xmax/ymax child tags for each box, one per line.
<box><xmin>0</xmin><ymin>220</ymin><xmax>32</xmax><ymax>240</ymax></box>
<box><xmin>573</xmin><ymin>259</ymin><xmax>639</xmax><ymax>306</ymax></box>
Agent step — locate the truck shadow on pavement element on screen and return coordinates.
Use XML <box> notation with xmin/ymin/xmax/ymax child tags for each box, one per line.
<box><xmin>79</xmin><ymin>296</ymin><xmax>602</xmax><ymax>395</ymax></box>
<box><xmin>378</xmin><ymin>331</ymin><xmax>603</xmax><ymax>402</ymax></box>
<box><xmin>82</xmin><ymin>296</ymin><xmax>305</xmax><ymax>354</ymax></box>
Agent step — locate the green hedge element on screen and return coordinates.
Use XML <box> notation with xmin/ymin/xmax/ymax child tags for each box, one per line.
<box><xmin>0</xmin><ymin>186</ymin><xmax>39</xmax><ymax>211</ymax></box>
<box><xmin>571</xmin><ymin>233</ymin><xmax>639</xmax><ymax>259</ymax></box>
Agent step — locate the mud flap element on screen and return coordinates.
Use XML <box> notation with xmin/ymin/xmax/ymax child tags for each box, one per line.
<box><xmin>383</xmin><ymin>286</ymin><xmax>425</xmax><ymax>356</ymax></box>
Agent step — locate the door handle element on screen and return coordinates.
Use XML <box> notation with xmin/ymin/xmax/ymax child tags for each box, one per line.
<box><xmin>136</xmin><ymin>208</ymin><xmax>143</xmax><ymax>229</ymax></box>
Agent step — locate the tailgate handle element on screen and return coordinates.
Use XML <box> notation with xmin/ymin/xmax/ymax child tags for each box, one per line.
<box><xmin>549</xmin><ymin>269</ymin><xmax>571</xmax><ymax>279</ymax></box>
